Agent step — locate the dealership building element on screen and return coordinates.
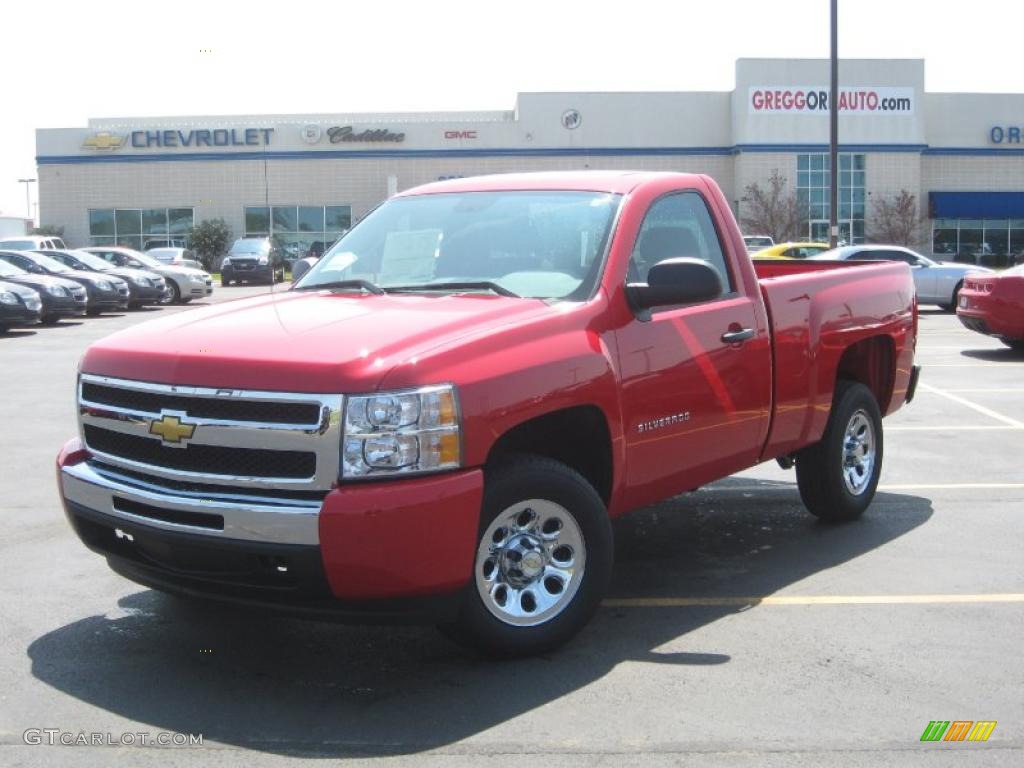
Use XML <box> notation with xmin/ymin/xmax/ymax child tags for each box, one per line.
<box><xmin>35</xmin><ymin>58</ymin><xmax>1024</xmax><ymax>260</ymax></box>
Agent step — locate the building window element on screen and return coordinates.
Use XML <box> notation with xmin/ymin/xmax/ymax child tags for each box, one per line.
<box><xmin>931</xmin><ymin>218</ymin><xmax>1024</xmax><ymax>265</ymax></box>
<box><xmin>244</xmin><ymin>204</ymin><xmax>351</xmax><ymax>260</ymax></box>
<box><xmin>796</xmin><ymin>153</ymin><xmax>866</xmax><ymax>244</ymax></box>
<box><xmin>89</xmin><ymin>207</ymin><xmax>194</xmax><ymax>251</ymax></box>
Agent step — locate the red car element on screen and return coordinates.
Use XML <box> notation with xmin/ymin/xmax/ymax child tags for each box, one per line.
<box><xmin>57</xmin><ymin>172</ymin><xmax>919</xmax><ymax>656</ymax></box>
<box><xmin>957</xmin><ymin>265</ymin><xmax>1024</xmax><ymax>350</ymax></box>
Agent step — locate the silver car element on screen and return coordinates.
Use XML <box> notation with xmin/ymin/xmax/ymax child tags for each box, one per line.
<box><xmin>809</xmin><ymin>245</ymin><xmax>993</xmax><ymax>310</ymax></box>
<box><xmin>84</xmin><ymin>247</ymin><xmax>213</xmax><ymax>303</ymax></box>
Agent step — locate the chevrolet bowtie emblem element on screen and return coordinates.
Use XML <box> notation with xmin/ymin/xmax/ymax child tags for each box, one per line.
<box><xmin>82</xmin><ymin>132</ymin><xmax>126</xmax><ymax>151</ymax></box>
<box><xmin>149</xmin><ymin>414</ymin><xmax>196</xmax><ymax>444</ymax></box>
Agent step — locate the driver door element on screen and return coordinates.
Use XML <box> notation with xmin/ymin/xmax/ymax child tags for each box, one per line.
<box><xmin>614</xmin><ymin>192</ymin><xmax>772</xmax><ymax>510</ymax></box>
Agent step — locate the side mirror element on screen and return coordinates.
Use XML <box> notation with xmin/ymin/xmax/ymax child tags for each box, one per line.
<box><xmin>625</xmin><ymin>258</ymin><xmax>723</xmax><ymax>316</ymax></box>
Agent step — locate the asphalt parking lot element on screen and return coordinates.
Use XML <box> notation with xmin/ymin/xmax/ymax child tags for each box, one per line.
<box><xmin>1</xmin><ymin>298</ymin><xmax>1021</xmax><ymax>767</ymax></box>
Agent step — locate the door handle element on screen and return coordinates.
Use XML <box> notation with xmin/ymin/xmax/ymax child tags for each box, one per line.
<box><xmin>721</xmin><ymin>328</ymin><xmax>755</xmax><ymax>344</ymax></box>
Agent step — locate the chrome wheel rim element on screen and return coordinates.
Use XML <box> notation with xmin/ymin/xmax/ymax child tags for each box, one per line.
<box><xmin>842</xmin><ymin>410</ymin><xmax>875</xmax><ymax>495</ymax></box>
<box><xmin>475</xmin><ymin>499</ymin><xmax>586</xmax><ymax>627</ymax></box>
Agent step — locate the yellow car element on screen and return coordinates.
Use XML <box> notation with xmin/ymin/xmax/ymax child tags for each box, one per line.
<box><xmin>752</xmin><ymin>242</ymin><xmax>832</xmax><ymax>259</ymax></box>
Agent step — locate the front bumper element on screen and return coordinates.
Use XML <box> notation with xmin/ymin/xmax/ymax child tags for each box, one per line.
<box><xmin>222</xmin><ymin>264</ymin><xmax>274</xmax><ymax>282</ymax></box>
<box><xmin>41</xmin><ymin>294</ymin><xmax>87</xmax><ymax>318</ymax></box>
<box><xmin>128</xmin><ymin>283</ymin><xmax>170</xmax><ymax>305</ymax></box>
<box><xmin>0</xmin><ymin>303</ymin><xmax>41</xmax><ymax>326</ymax></box>
<box><xmin>57</xmin><ymin>439</ymin><xmax>483</xmax><ymax>618</ymax></box>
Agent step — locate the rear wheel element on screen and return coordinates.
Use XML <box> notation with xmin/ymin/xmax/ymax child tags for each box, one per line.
<box><xmin>440</xmin><ymin>456</ymin><xmax>613</xmax><ymax>657</ymax></box>
<box><xmin>168</xmin><ymin>281</ymin><xmax>181</xmax><ymax>303</ymax></box>
<box><xmin>86</xmin><ymin>307</ymin><xmax>101</xmax><ymax>317</ymax></box>
<box><xmin>41</xmin><ymin>314</ymin><xmax>61</xmax><ymax>325</ymax></box>
<box><xmin>796</xmin><ymin>380</ymin><xmax>883</xmax><ymax>522</ymax></box>
<box><xmin>221</xmin><ymin>278</ymin><xmax>231</xmax><ymax>287</ymax></box>
<box><xmin>1002</xmin><ymin>339</ymin><xmax>1024</xmax><ymax>351</ymax></box>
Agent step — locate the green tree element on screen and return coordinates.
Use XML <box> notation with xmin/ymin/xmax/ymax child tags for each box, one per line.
<box><xmin>188</xmin><ymin>218</ymin><xmax>232</xmax><ymax>271</ymax></box>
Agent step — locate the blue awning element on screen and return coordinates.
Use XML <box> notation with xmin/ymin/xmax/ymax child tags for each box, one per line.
<box><xmin>929</xmin><ymin>191</ymin><xmax>1024</xmax><ymax>219</ymax></box>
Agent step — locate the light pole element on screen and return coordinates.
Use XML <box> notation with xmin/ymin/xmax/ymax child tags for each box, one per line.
<box><xmin>829</xmin><ymin>0</ymin><xmax>839</xmax><ymax>248</ymax></box>
<box><xmin>17</xmin><ymin>178</ymin><xmax>36</xmax><ymax>221</ymax></box>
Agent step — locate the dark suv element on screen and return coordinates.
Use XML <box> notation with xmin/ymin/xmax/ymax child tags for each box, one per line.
<box><xmin>220</xmin><ymin>239</ymin><xmax>286</xmax><ymax>286</ymax></box>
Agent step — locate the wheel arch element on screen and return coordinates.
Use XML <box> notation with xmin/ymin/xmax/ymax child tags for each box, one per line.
<box><xmin>834</xmin><ymin>335</ymin><xmax>897</xmax><ymax>413</ymax></box>
<box><xmin>484</xmin><ymin>405</ymin><xmax>614</xmax><ymax>505</ymax></box>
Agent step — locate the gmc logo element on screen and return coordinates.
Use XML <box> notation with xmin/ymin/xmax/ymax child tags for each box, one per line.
<box><xmin>444</xmin><ymin>130</ymin><xmax>478</xmax><ymax>140</ymax></box>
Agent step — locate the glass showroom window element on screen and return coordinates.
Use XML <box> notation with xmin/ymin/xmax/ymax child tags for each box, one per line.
<box><xmin>243</xmin><ymin>204</ymin><xmax>352</xmax><ymax>260</ymax></box>
<box><xmin>931</xmin><ymin>218</ymin><xmax>1024</xmax><ymax>266</ymax></box>
<box><xmin>89</xmin><ymin>207</ymin><xmax>194</xmax><ymax>251</ymax></box>
<box><xmin>796</xmin><ymin>154</ymin><xmax>866</xmax><ymax>243</ymax></box>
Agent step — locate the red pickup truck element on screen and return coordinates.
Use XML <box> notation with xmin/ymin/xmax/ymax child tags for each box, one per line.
<box><xmin>58</xmin><ymin>172</ymin><xmax>919</xmax><ymax>655</ymax></box>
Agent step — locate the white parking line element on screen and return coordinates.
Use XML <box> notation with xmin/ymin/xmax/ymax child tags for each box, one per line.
<box><xmin>603</xmin><ymin>594</ymin><xmax>1024</xmax><ymax>608</ymax></box>
<box><xmin>888</xmin><ymin>425</ymin><xmax>1022</xmax><ymax>432</ymax></box>
<box><xmin>940</xmin><ymin>389</ymin><xmax>1024</xmax><ymax>394</ymax></box>
<box><xmin>706</xmin><ymin>482</ymin><xmax>1024</xmax><ymax>492</ymax></box>
<box><xmin>919</xmin><ymin>383</ymin><xmax>1024</xmax><ymax>428</ymax></box>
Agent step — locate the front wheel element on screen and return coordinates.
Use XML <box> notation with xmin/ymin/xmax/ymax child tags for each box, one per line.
<box><xmin>796</xmin><ymin>380</ymin><xmax>883</xmax><ymax>522</ymax></box>
<box><xmin>441</xmin><ymin>456</ymin><xmax>613</xmax><ymax>657</ymax></box>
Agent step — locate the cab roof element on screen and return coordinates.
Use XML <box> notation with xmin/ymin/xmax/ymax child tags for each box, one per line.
<box><xmin>399</xmin><ymin>170</ymin><xmax>708</xmax><ymax>197</ymax></box>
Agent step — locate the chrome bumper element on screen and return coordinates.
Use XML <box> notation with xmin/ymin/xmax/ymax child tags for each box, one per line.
<box><xmin>60</xmin><ymin>460</ymin><xmax>322</xmax><ymax>546</ymax></box>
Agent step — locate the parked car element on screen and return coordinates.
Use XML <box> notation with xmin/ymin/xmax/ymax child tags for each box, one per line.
<box><xmin>40</xmin><ymin>249</ymin><xmax>169</xmax><ymax>308</ymax></box>
<box><xmin>0</xmin><ymin>256</ymin><xmax>87</xmax><ymax>324</ymax></box>
<box><xmin>752</xmin><ymin>241</ymin><xmax>831</xmax><ymax>259</ymax></box>
<box><xmin>142</xmin><ymin>237</ymin><xmax>187</xmax><ymax>251</ymax></box>
<box><xmin>0</xmin><ymin>280</ymin><xmax>42</xmax><ymax>332</ymax></box>
<box><xmin>57</xmin><ymin>171</ymin><xmax>919</xmax><ymax>656</ymax></box>
<box><xmin>808</xmin><ymin>244</ymin><xmax>993</xmax><ymax>311</ymax></box>
<box><xmin>83</xmin><ymin>247</ymin><xmax>213</xmax><ymax>304</ymax></box>
<box><xmin>145</xmin><ymin>247</ymin><xmax>204</xmax><ymax>271</ymax></box>
<box><xmin>957</xmin><ymin>264</ymin><xmax>1024</xmax><ymax>350</ymax></box>
<box><xmin>742</xmin><ymin>235</ymin><xmax>774</xmax><ymax>251</ymax></box>
<box><xmin>0</xmin><ymin>250</ymin><xmax>129</xmax><ymax>314</ymax></box>
<box><xmin>0</xmin><ymin>234</ymin><xmax>68</xmax><ymax>251</ymax></box>
<box><xmin>290</xmin><ymin>256</ymin><xmax>319</xmax><ymax>282</ymax></box>
<box><xmin>220</xmin><ymin>238</ymin><xmax>286</xmax><ymax>285</ymax></box>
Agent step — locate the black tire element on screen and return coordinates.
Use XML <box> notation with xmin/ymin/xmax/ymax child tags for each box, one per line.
<box><xmin>180</xmin><ymin>297</ymin><xmax>192</xmax><ymax>304</ymax></box>
<box><xmin>795</xmin><ymin>380</ymin><xmax>883</xmax><ymax>522</ymax></box>
<box><xmin>86</xmin><ymin>307</ymin><xmax>101</xmax><ymax>317</ymax></box>
<box><xmin>221</xmin><ymin>279</ymin><xmax>231</xmax><ymax>287</ymax></box>
<box><xmin>168</xmin><ymin>281</ymin><xmax>182</xmax><ymax>303</ymax></box>
<box><xmin>940</xmin><ymin>281</ymin><xmax>964</xmax><ymax>313</ymax></box>
<box><xmin>41</xmin><ymin>314</ymin><xmax>61</xmax><ymax>326</ymax></box>
<box><xmin>440</xmin><ymin>455</ymin><xmax>613</xmax><ymax>657</ymax></box>
<box><xmin>1001</xmin><ymin>339</ymin><xmax>1024</xmax><ymax>351</ymax></box>
<box><xmin>0</xmin><ymin>324</ymin><xmax>9</xmax><ymax>334</ymax></box>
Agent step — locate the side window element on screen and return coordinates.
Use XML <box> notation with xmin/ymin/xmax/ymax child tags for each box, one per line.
<box><xmin>628</xmin><ymin>192</ymin><xmax>734</xmax><ymax>292</ymax></box>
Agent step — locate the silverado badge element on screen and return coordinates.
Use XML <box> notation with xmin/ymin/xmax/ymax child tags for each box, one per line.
<box><xmin>149</xmin><ymin>413</ymin><xmax>196</xmax><ymax>445</ymax></box>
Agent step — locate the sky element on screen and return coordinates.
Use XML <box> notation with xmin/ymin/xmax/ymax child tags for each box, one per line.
<box><xmin>1</xmin><ymin>0</ymin><xmax>1022</xmax><ymax>220</ymax></box>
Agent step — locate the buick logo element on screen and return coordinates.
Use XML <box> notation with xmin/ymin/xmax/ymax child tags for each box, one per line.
<box><xmin>561</xmin><ymin>109</ymin><xmax>582</xmax><ymax>130</ymax></box>
<box><xmin>300</xmin><ymin>124</ymin><xmax>323</xmax><ymax>144</ymax></box>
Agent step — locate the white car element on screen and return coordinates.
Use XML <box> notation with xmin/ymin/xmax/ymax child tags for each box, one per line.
<box><xmin>809</xmin><ymin>245</ymin><xmax>993</xmax><ymax>310</ymax></box>
<box><xmin>0</xmin><ymin>234</ymin><xmax>68</xmax><ymax>251</ymax></box>
<box><xmin>743</xmin><ymin>235</ymin><xmax>775</xmax><ymax>251</ymax></box>
<box><xmin>84</xmin><ymin>247</ymin><xmax>213</xmax><ymax>303</ymax></box>
<box><xmin>145</xmin><ymin>247</ymin><xmax>204</xmax><ymax>271</ymax></box>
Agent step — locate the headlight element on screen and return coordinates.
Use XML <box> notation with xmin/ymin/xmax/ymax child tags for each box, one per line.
<box><xmin>258</xmin><ymin>255</ymin><xmax>270</xmax><ymax>265</ymax></box>
<box><xmin>95</xmin><ymin>280</ymin><xmax>112</xmax><ymax>291</ymax></box>
<box><xmin>46</xmin><ymin>284</ymin><xmax>68</xmax><ymax>296</ymax></box>
<box><xmin>0</xmin><ymin>291</ymin><xmax>17</xmax><ymax>305</ymax></box>
<box><xmin>342</xmin><ymin>384</ymin><xmax>461</xmax><ymax>478</ymax></box>
<box><xmin>130</xmin><ymin>276</ymin><xmax>150</xmax><ymax>286</ymax></box>
<box><xmin>221</xmin><ymin>258</ymin><xmax>231</xmax><ymax>266</ymax></box>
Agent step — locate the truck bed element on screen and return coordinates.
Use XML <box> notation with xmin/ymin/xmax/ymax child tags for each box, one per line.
<box><xmin>752</xmin><ymin>258</ymin><xmax>917</xmax><ymax>461</ymax></box>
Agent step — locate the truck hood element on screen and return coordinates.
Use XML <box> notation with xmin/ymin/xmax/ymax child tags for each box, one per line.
<box><xmin>81</xmin><ymin>289</ymin><xmax>556</xmax><ymax>392</ymax></box>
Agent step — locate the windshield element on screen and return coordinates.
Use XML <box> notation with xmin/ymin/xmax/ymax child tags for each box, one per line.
<box><xmin>125</xmin><ymin>251</ymin><xmax>165</xmax><ymax>268</ymax></box>
<box><xmin>744</xmin><ymin>237</ymin><xmax>773</xmax><ymax>249</ymax></box>
<box><xmin>296</xmin><ymin>191</ymin><xmax>621</xmax><ymax>300</ymax></box>
<box><xmin>69</xmin><ymin>250</ymin><xmax>115</xmax><ymax>271</ymax></box>
<box><xmin>230</xmin><ymin>240</ymin><xmax>269</xmax><ymax>255</ymax></box>
<box><xmin>0</xmin><ymin>260</ymin><xmax>27</xmax><ymax>277</ymax></box>
<box><xmin>26</xmin><ymin>252</ymin><xmax>73</xmax><ymax>273</ymax></box>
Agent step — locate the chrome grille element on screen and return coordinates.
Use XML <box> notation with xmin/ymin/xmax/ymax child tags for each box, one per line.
<box><xmin>78</xmin><ymin>374</ymin><xmax>343</xmax><ymax>490</ymax></box>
